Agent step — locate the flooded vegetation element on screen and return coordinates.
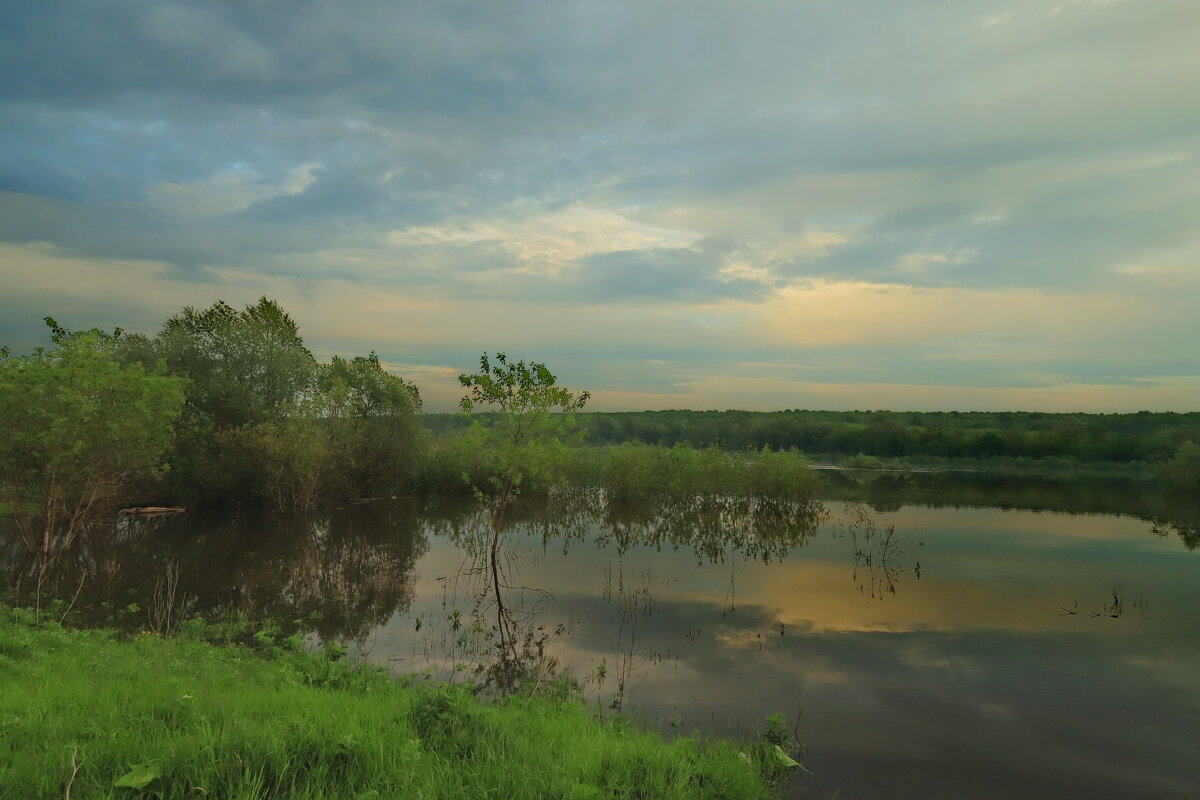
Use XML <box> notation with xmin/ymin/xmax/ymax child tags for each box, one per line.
<box><xmin>5</xmin><ymin>471</ymin><xmax>1198</xmax><ymax>799</ymax></box>
<box><xmin>5</xmin><ymin>302</ymin><xmax>1200</xmax><ymax>798</ymax></box>
<box><xmin>8</xmin><ymin>0</ymin><xmax>1200</xmax><ymax>793</ymax></box>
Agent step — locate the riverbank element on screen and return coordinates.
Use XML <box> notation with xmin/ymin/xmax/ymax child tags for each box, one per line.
<box><xmin>0</xmin><ymin>608</ymin><xmax>785</xmax><ymax>799</ymax></box>
<box><xmin>807</xmin><ymin>453</ymin><xmax>1159</xmax><ymax>479</ymax></box>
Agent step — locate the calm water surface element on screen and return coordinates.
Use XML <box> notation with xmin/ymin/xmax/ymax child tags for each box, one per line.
<box><xmin>4</xmin><ymin>471</ymin><xmax>1198</xmax><ymax>799</ymax></box>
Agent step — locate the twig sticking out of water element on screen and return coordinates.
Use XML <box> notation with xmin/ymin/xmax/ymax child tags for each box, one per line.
<box><xmin>1090</xmin><ymin>587</ymin><xmax>1124</xmax><ymax>619</ymax></box>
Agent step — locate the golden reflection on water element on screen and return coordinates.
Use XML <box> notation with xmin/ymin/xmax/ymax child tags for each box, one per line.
<box><xmin>7</xmin><ymin>486</ymin><xmax>1196</xmax><ymax>799</ymax></box>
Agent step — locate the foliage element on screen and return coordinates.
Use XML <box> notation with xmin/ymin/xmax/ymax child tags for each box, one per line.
<box><xmin>459</xmin><ymin>352</ymin><xmax>591</xmax><ymax>447</ymax></box>
<box><xmin>841</xmin><ymin>452</ymin><xmax>885</xmax><ymax>470</ymax></box>
<box><xmin>746</xmin><ymin>713</ymin><xmax>806</xmax><ymax>783</ymax></box>
<box><xmin>587</xmin><ymin>443</ymin><xmax>822</xmax><ymax>504</ymax></box>
<box><xmin>418</xmin><ymin>423</ymin><xmax>582</xmax><ymax>498</ymax></box>
<box><xmin>214</xmin><ymin>354</ymin><xmax>424</xmax><ymax>509</ymax></box>
<box><xmin>1156</xmin><ymin>442</ymin><xmax>1200</xmax><ymax>546</ymax></box>
<box><xmin>0</xmin><ymin>608</ymin><xmax>779</xmax><ymax>800</ymax></box>
<box><xmin>144</xmin><ymin>297</ymin><xmax>315</xmax><ymax>430</ymax></box>
<box><xmin>214</xmin><ymin>419</ymin><xmax>332</xmax><ymax>510</ymax></box>
<box><xmin>119</xmin><ymin>298</ymin><xmax>315</xmax><ymax>501</ymax></box>
<box><xmin>0</xmin><ymin>321</ymin><xmax>185</xmax><ymax>556</ymax></box>
<box><xmin>119</xmin><ymin>299</ymin><xmax>424</xmax><ymax>509</ymax></box>
<box><xmin>416</xmin><ymin>439</ymin><xmax>823</xmax><ymax>512</ymax></box>
<box><xmin>429</xmin><ymin>408</ymin><xmax>1200</xmax><ymax>466</ymax></box>
<box><xmin>317</xmin><ymin>353</ymin><xmax>424</xmax><ymax>499</ymax></box>
<box><xmin>1161</xmin><ymin>441</ymin><xmax>1200</xmax><ymax>494</ymax></box>
<box><xmin>456</xmin><ymin>352</ymin><xmax>590</xmax><ymax>499</ymax></box>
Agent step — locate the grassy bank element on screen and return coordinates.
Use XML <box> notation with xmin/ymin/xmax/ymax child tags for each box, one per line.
<box><xmin>0</xmin><ymin>608</ymin><xmax>785</xmax><ymax>800</ymax></box>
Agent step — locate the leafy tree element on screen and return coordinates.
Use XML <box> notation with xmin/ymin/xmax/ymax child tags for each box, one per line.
<box><xmin>318</xmin><ymin>353</ymin><xmax>424</xmax><ymax>498</ymax></box>
<box><xmin>458</xmin><ymin>352</ymin><xmax>590</xmax><ymax>498</ymax></box>
<box><xmin>224</xmin><ymin>352</ymin><xmax>426</xmax><ymax>510</ymax></box>
<box><xmin>150</xmin><ymin>297</ymin><xmax>316</xmax><ymax>429</ymax></box>
<box><xmin>459</xmin><ymin>352</ymin><xmax>590</xmax><ymax>448</ymax></box>
<box><xmin>127</xmin><ymin>298</ymin><xmax>318</xmax><ymax>502</ymax></box>
<box><xmin>456</xmin><ymin>353</ymin><xmax>590</xmax><ymax>686</ymax></box>
<box><xmin>0</xmin><ymin>320</ymin><xmax>185</xmax><ymax>557</ymax></box>
<box><xmin>1162</xmin><ymin>441</ymin><xmax>1200</xmax><ymax>495</ymax></box>
<box><xmin>119</xmin><ymin>298</ymin><xmax>428</xmax><ymax>509</ymax></box>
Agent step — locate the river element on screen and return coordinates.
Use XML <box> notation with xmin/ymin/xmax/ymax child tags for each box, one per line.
<box><xmin>4</xmin><ymin>470</ymin><xmax>1197</xmax><ymax>799</ymax></box>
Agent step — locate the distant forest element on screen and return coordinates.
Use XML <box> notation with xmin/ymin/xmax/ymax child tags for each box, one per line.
<box><xmin>426</xmin><ymin>409</ymin><xmax>1200</xmax><ymax>465</ymax></box>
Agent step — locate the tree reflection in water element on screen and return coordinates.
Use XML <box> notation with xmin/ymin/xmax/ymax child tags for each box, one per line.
<box><xmin>2</xmin><ymin>486</ymin><xmax>828</xmax><ymax>695</ymax></box>
<box><xmin>424</xmin><ymin>488</ymin><xmax>827</xmax><ymax>695</ymax></box>
<box><xmin>834</xmin><ymin>501</ymin><xmax>907</xmax><ymax>600</ymax></box>
<box><xmin>1151</xmin><ymin>503</ymin><xmax>1200</xmax><ymax>550</ymax></box>
<box><xmin>436</xmin><ymin>498</ymin><xmax>563</xmax><ymax>693</ymax></box>
<box><xmin>1</xmin><ymin>501</ymin><xmax>431</xmax><ymax>643</ymax></box>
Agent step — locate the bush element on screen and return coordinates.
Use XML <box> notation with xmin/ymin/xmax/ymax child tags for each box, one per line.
<box><xmin>1162</xmin><ymin>441</ymin><xmax>1200</xmax><ymax>494</ymax></box>
<box><xmin>0</xmin><ymin>323</ymin><xmax>185</xmax><ymax>556</ymax></box>
<box><xmin>840</xmin><ymin>452</ymin><xmax>884</xmax><ymax>470</ymax></box>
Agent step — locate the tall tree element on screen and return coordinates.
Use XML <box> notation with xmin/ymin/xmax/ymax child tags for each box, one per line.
<box><xmin>153</xmin><ymin>297</ymin><xmax>316</xmax><ymax>429</ymax></box>
<box><xmin>319</xmin><ymin>353</ymin><xmax>423</xmax><ymax>498</ymax></box>
<box><xmin>136</xmin><ymin>298</ymin><xmax>318</xmax><ymax>501</ymax></box>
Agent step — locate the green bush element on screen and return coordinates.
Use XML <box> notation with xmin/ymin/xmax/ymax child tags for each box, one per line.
<box><xmin>1161</xmin><ymin>441</ymin><xmax>1200</xmax><ymax>494</ymax></box>
<box><xmin>0</xmin><ymin>323</ymin><xmax>185</xmax><ymax>556</ymax></box>
<box><xmin>840</xmin><ymin>452</ymin><xmax>884</xmax><ymax>470</ymax></box>
<box><xmin>596</xmin><ymin>443</ymin><xmax>821</xmax><ymax>503</ymax></box>
<box><xmin>416</xmin><ymin>439</ymin><xmax>822</xmax><ymax>507</ymax></box>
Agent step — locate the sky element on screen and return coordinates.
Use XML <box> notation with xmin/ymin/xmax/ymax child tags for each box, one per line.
<box><xmin>2</xmin><ymin>0</ymin><xmax>1199</xmax><ymax>413</ymax></box>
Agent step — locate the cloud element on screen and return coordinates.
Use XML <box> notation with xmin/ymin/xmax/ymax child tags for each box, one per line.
<box><xmin>752</xmin><ymin>280</ymin><xmax>1142</xmax><ymax>348</ymax></box>
<box><xmin>568</xmin><ymin>238</ymin><xmax>774</xmax><ymax>303</ymax></box>
<box><xmin>388</xmin><ymin>203</ymin><xmax>700</xmax><ymax>271</ymax></box>
<box><xmin>4</xmin><ymin>236</ymin><xmax>1198</xmax><ymax>412</ymax></box>
<box><xmin>1</xmin><ymin>0</ymin><xmax>1198</xmax><ymax>409</ymax></box>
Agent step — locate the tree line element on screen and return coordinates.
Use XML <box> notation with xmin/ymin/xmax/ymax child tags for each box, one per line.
<box><xmin>556</xmin><ymin>409</ymin><xmax>1200</xmax><ymax>464</ymax></box>
<box><xmin>4</xmin><ymin>297</ymin><xmax>1195</xmax><ymax>567</ymax></box>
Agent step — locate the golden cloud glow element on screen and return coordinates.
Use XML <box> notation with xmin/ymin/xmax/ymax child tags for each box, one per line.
<box><xmin>590</xmin><ymin>377</ymin><xmax>1200</xmax><ymax>414</ymax></box>
<box><xmin>4</xmin><ymin>244</ymin><xmax>1196</xmax><ymax>413</ymax></box>
<box><xmin>751</xmin><ymin>280</ymin><xmax>1140</xmax><ymax>348</ymax></box>
<box><xmin>387</xmin><ymin>204</ymin><xmax>700</xmax><ymax>272</ymax></box>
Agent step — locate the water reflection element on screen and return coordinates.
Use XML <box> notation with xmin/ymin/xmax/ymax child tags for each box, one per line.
<box><xmin>3</xmin><ymin>473</ymin><xmax>1199</xmax><ymax>799</ymax></box>
<box><xmin>837</xmin><ymin>502</ymin><xmax>907</xmax><ymax>600</ymax></box>
<box><xmin>821</xmin><ymin>469</ymin><xmax>1200</xmax><ymax>550</ymax></box>
<box><xmin>407</xmin><ymin>489</ymin><xmax>826</xmax><ymax>694</ymax></box>
<box><xmin>1152</xmin><ymin>503</ymin><xmax>1200</xmax><ymax>550</ymax></box>
<box><xmin>2</xmin><ymin>501</ymin><xmax>432</xmax><ymax>641</ymax></box>
<box><xmin>371</xmin><ymin>489</ymin><xmax>1198</xmax><ymax>799</ymax></box>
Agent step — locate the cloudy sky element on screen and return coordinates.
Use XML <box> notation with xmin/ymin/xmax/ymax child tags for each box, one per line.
<box><xmin>2</xmin><ymin>0</ymin><xmax>1198</xmax><ymax>411</ymax></box>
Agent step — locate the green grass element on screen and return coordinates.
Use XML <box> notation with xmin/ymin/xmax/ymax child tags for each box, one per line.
<box><xmin>419</xmin><ymin>437</ymin><xmax>823</xmax><ymax>504</ymax></box>
<box><xmin>0</xmin><ymin>608</ymin><xmax>784</xmax><ymax>799</ymax></box>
